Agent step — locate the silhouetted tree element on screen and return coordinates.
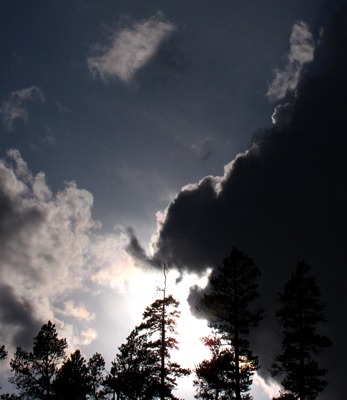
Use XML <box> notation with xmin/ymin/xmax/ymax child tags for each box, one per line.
<box><xmin>87</xmin><ymin>352</ymin><xmax>107</xmax><ymax>400</ymax></box>
<box><xmin>194</xmin><ymin>334</ymin><xmax>236</xmax><ymax>399</ymax></box>
<box><xmin>138</xmin><ymin>294</ymin><xmax>190</xmax><ymax>399</ymax></box>
<box><xmin>271</xmin><ymin>261</ymin><xmax>332</xmax><ymax>400</ymax></box>
<box><xmin>54</xmin><ymin>349</ymin><xmax>90</xmax><ymax>400</ymax></box>
<box><xmin>107</xmin><ymin>267</ymin><xmax>189</xmax><ymax>400</ymax></box>
<box><xmin>0</xmin><ymin>345</ymin><xmax>7</xmax><ymax>361</ymax></box>
<box><xmin>198</xmin><ymin>248</ymin><xmax>263</xmax><ymax>400</ymax></box>
<box><xmin>107</xmin><ymin>327</ymin><xmax>157</xmax><ymax>399</ymax></box>
<box><xmin>0</xmin><ymin>345</ymin><xmax>7</xmax><ymax>390</ymax></box>
<box><xmin>8</xmin><ymin>321</ymin><xmax>67</xmax><ymax>400</ymax></box>
<box><xmin>0</xmin><ymin>394</ymin><xmax>20</xmax><ymax>400</ymax></box>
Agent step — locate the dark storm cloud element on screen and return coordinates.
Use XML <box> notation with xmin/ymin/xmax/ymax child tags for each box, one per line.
<box><xmin>147</xmin><ymin>5</ymin><xmax>347</xmax><ymax>399</ymax></box>
<box><xmin>0</xmin><ymin>150</ymin><xmax>47</xmax><ymax>281</ymax></box>
<box><xmin>0</xmin><ymin>284</ymin><xmax>41</xmax><ymax>349</ymax></box>
<box><xmin>126</xmin><ymin>226</ymin><xmax>160</xmax><ymax>268</ymax></box>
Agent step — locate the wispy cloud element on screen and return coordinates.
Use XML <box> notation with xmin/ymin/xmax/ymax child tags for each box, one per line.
<box><xmin>191</xmin><ymin>137</ymin><xmax>216</xmax><ymax>161</ymax></box>
<box><xmin>60</xmin><ymin>301</ymin><xmax>95</xmax><ymax>322</ymax></box>
<box><xmin>0</xmin><ymin>86</ymin><xmax>45</xmax><ymax>130</ymax></box>
<box><xmin>267</xmin><ymin>21</ymin><xmax>315</xmax><ymax>101</ymax></box>
<box><xmin>88</xmin><ymin>17</ymin><xmax>176</xmax><ymax>83</ymax></box>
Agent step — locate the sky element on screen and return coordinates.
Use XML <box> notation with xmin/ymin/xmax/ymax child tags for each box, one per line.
<box><xmin>0</xmin><ymin>1</ymin><xmax>346</xmax><ymax>398</ymax></box>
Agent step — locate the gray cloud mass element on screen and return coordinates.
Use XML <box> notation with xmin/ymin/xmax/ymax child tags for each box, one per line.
<box><xmin>0</xmin><ymin>284</ymin><xmax>41</xmax><ymax>350</ymax></box>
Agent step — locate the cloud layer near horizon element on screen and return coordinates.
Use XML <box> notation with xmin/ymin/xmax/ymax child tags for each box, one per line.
<box><xmin>139</xmin><ymin>8</ymin><xmax>347</xmax><ymax>399</ymax></box>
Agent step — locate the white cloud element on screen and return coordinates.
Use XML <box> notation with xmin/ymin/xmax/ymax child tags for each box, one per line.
<box><xmin>60</xmin><ymin>301</ymin><xmax>95</xmax><ymax>322</ymax></box>
<box><xmin>267</xmin><ymin>21</ymin><xmax>315</xmax><ymax>101</ymax></box>
<box><xmin>271</xmin><ymin>103</ymin><xmax>293</xmax><ymax>126</ymax></box>
<box><xmin>79</xmin><ymin>328</ymin><xmax>98</xmax><ymax>346</ymax></box>
<box><xmin>57</xmin><ymin>320</ymin><xmax>98</xmax><ymax>350</ymax></box>
<box><xmin>88</xmin><ymin>17</ymin><xmax>176</xmax><ymax>83</ymax></box>
<box><xmin>0</xmin><ymin>149</ymin><xmax>141</xmax><ymax>349</ymax></box>
<box><xmin>0</xmin><ymin>86</ymin><xmax>45</xmax><ymax>130</ymax></box>
<box><xmin>252</xmin><ymin>373</ymin><xmax>281</xmax><ymax>399</ymax></box>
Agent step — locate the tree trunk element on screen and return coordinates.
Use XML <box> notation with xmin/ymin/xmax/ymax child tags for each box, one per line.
<box><xmin>234</xmin><ymin>330</ymin><xmax>241</xmax><ymax>400</ymax></box>
<box><xmin>160</xmin><ymin>263</ymin><xmax>167</xmax><ymax>400</ymax></box>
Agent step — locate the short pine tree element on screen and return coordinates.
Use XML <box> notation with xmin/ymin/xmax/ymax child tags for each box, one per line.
<box><xmin>8</xmin><ymin>321</ymin><xmax>67</xmax><ymax>400</ymax></box>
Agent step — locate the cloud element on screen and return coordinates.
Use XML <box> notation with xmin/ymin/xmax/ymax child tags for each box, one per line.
<box><xmin>271</xmin><ymin>103</ymin><xmax>293</xmax><ymax>127</ymax></box>
<box><xmin>0</xmin><ymin>86</ymin><xmax>45</xmax><ymax>130</ymax></box>
<box><xmin>253</xmin><ymin>374</ymin><xmax>281</xmax><ymax>399</ymax></box>
<box><xmin>0</xmin><ymin>149</ymin><xmax>141</xmax><ymax>351</ymax></box>
<box><xmin>79</xmin><ymin>328</ymin><xmax>98</xmax><ymax>346</ymax></box>
<box><xmin>60</xmin><ymin>301</ymin><xmax>95</xmax><ymax>322</ymax></box>
<box><xmin>0</xmin><ymin>284</ymin><xmax>41</xmax><ymax>349</ymax></box>
<box><xmin>88</xmin><ymin>16</ymin><xmax>176</xmax><ymax>83</ymax></box>
<box><xmin>143</xmin><ymin>7</ymin><xmax>347</xmax><ymax>399</ymax></box>
<box><xmin>267</xmin><ymin>21</ymin><xmax>315</xmax><ymax>101</ymax></box>
<box><xmin>191</xmin><ymin>137</ymin><xmax>216</xmax><ymax>161</ymax></box>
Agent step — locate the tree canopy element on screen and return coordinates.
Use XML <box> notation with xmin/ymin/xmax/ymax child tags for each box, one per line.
<box><xmin>194</xmin><ymin>334</ymin><xmax>236</xmax><ymax>400</ymax></box>
<box><xmin>271</xmin><ymin>261</ymin><xmax>332</xmax><ymax>400</ymax></box>
<box><xmin>198</xmin><ymin>248</ymin><xmax>263</xmax><ymax>400</ymax></box>
<box><xmin>9</xmin><ymin>321</ymin><xmax>67</xmax><ymax>400</ymax></box>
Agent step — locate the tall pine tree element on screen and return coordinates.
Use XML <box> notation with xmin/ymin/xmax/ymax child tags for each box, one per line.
<box><xmin>108</xmin><ymin>264</ymin><xmax>189</xmax><ymax>399</ymax></box>
<box><xmin>271</xmin><ymin>261</ymin><xmax>332</xmax><ymax>400</ymax></box>
<box><xmin>137</xmin><ymin>263</ymin><xmax>190</xmax><ymax>399</ymax></box>
<box><xmin>198</xmin><ymin>248</ymin><xmax>263</xmax><ymax>400</ymax></box>
<box><xmin>138</xmin><ymin>294</ymin><xmax>190</xmax><ymax>399</ymax></box>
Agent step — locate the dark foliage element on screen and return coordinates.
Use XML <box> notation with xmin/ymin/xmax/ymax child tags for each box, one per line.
<box><xmin>198</xmin><ymin>248</ymin><xmax>263</xmax><ymax>400</ymax></box>
<box><xmin>106</xmin><ymin>327</ymin><xmax>158</xmax><ymax>399</ymax></box>
<box><xmin>54</xmin><ymin>349</ymin><xmax>90</xmax><ymax>400</ymax></box>
<box><xmin>271</xmin><ymin>261</ymin><xmax>332</xmax><ymax>400</ymax></box>
<box><xmin>0</xmin><ymin>346</ymin><xmax>7</xmax><ymax>361</ymax></box>
<box><xmin>138</xmin><ymin>295</ymin><xmax>190</xmax><ymax>399</ymax></box>
<box><xmin>87</xmin><ymin>352</ymin><xmax>107</xmax><ymax>400</ymax></box>
<box><xmin>8</xmin><ymin>321</ymin><xmax>67</xmax><ymax>400</ymax></box>
<box><xmin>107</xmin><ymin>294</ymin><xmax>189</xmax><ymax>399</ymax></box>
<box><xmin>194</xmin><ymin>334</ymin><xmax>237</xmax><ymax>399</ymax></box>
